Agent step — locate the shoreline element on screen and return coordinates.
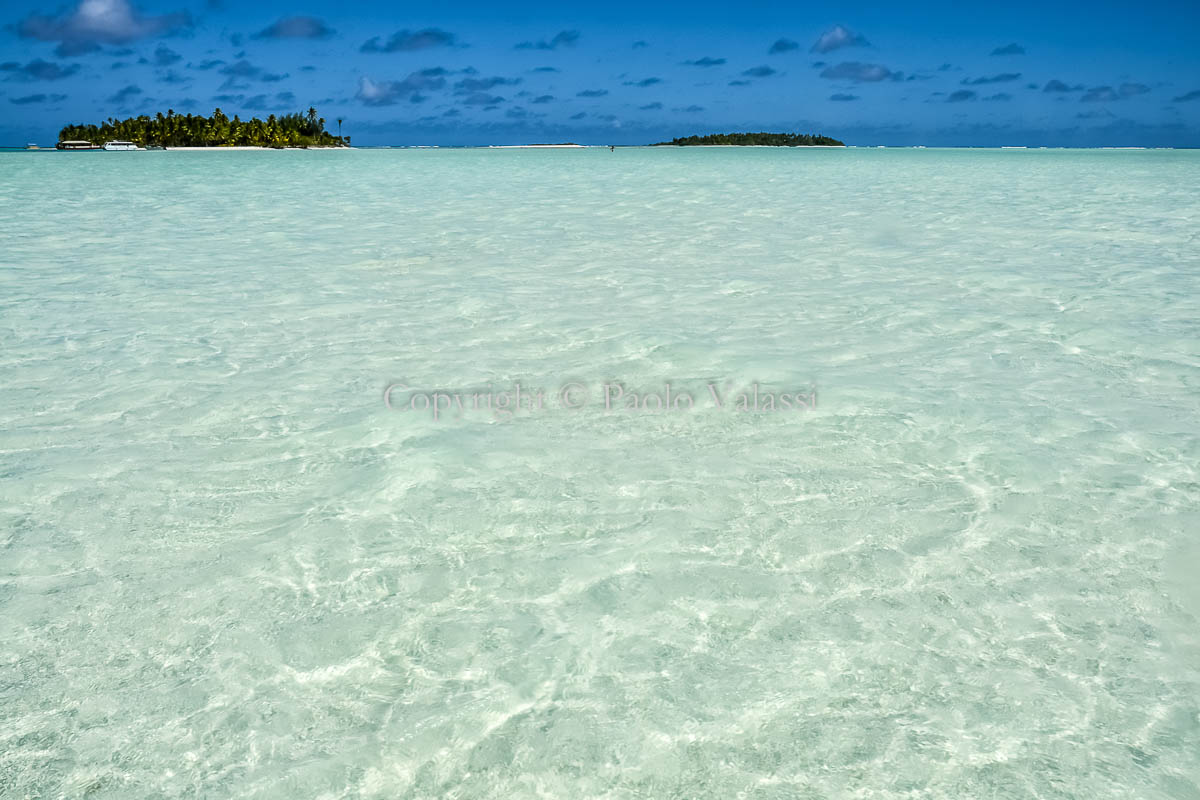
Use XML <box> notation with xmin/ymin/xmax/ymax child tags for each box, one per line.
<box><xmin>486</xmin><ymin>144</ymin><xmax>586</xmax><ymax>148</ymax></box>
<box><xmin>5</xmin><ymin>144</ymin><xmax>1191</xmax><ymax>152</ymax></box>
<box><xmin>164</xmin><ymin>145</ymin><xmax>352</xmax><ymax>151</ymax></box>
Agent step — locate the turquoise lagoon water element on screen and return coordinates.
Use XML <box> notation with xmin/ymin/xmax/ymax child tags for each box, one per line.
<box><xmin>1</xmin><ymin>148</ymin><xmax>1199</xmax><ymax>798</ymax></box>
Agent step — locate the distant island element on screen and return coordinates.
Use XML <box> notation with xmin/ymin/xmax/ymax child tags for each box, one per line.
<box><xmin>58</xmin><ymin>108</ymin><xmax>347</xmax><ymax>148</ymax></box>
<box><xmin>653</xmin><ymin>132</ymin><xmax>845</xmax><ymax>147</ymax></box>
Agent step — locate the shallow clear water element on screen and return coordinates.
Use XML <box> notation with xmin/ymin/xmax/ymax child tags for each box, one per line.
<box><xmin>2</xmin><ymin>148</ymin><xmax>1199</xmax><ymax>799</ymax></box>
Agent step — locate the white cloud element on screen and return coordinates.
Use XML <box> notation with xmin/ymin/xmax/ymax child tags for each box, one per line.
<box><xmin>17</xmin><ymin>0</ymin><xmax>192</xmax><ymax>57</ymax></box>
<box><xmin>811</xmin><ymin>26</ymin><xmax>869</xmax><ymax>54</ymax></box>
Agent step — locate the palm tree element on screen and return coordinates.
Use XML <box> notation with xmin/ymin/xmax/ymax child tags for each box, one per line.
<box><xmin>59</xmin><ymin>107</ymin><xmax>344</xmax><ymax>148</ymax></box>
<box><xmin>337</xmin><ymin>118</ymin><xmax>343</xmax><ymax>144</ymax></box>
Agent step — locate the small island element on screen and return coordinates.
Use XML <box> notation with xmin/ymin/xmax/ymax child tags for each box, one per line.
<box><xmin>58</xmin><ymin>108</ymin><xmax>348</xmax><ymax>149</ymax></box>
<box><xmin>653</xmin><ymin>132</ymin><xmax>845</xmax><ymax>147</ymax></box>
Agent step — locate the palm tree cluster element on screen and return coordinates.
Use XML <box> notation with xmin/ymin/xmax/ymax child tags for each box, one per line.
<box><xmin>58</xmin><ymin>107</ymin><xmax>347</xmax><ymax>148</ymax></box>
<box><xmin>654</xmin><ymin>132</ymin><xmax>845</xmax><ymax>147</ymax></box>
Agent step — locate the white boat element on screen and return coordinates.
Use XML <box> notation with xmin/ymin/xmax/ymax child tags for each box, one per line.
<box><xmin>103</xmin><ymin>141</ymin><xmax>140</xmax><ymax>151</ymax></box>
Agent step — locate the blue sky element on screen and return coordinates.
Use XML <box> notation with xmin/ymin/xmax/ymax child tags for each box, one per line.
<box><xmin>2</xmin><ymin>0</ymin><xmax>1198</xmax><ymax>146</ymax></box>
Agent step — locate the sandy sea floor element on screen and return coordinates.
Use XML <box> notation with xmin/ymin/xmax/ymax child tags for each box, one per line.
<box><xmin>1</xmin><ymin>147</ymin><xmax>1198</xmax><ymax>799</ymax></box>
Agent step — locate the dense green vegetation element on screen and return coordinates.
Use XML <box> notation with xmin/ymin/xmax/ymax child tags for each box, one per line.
<box><xmin>58</xmin><ymin>108</ymin><xmax>347</xmax><ymax>148</ymax></box>
<box><xmin>653</xmin><ymin>132</ymin><xmax>845</xmax><ymax>147</ymax></box>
